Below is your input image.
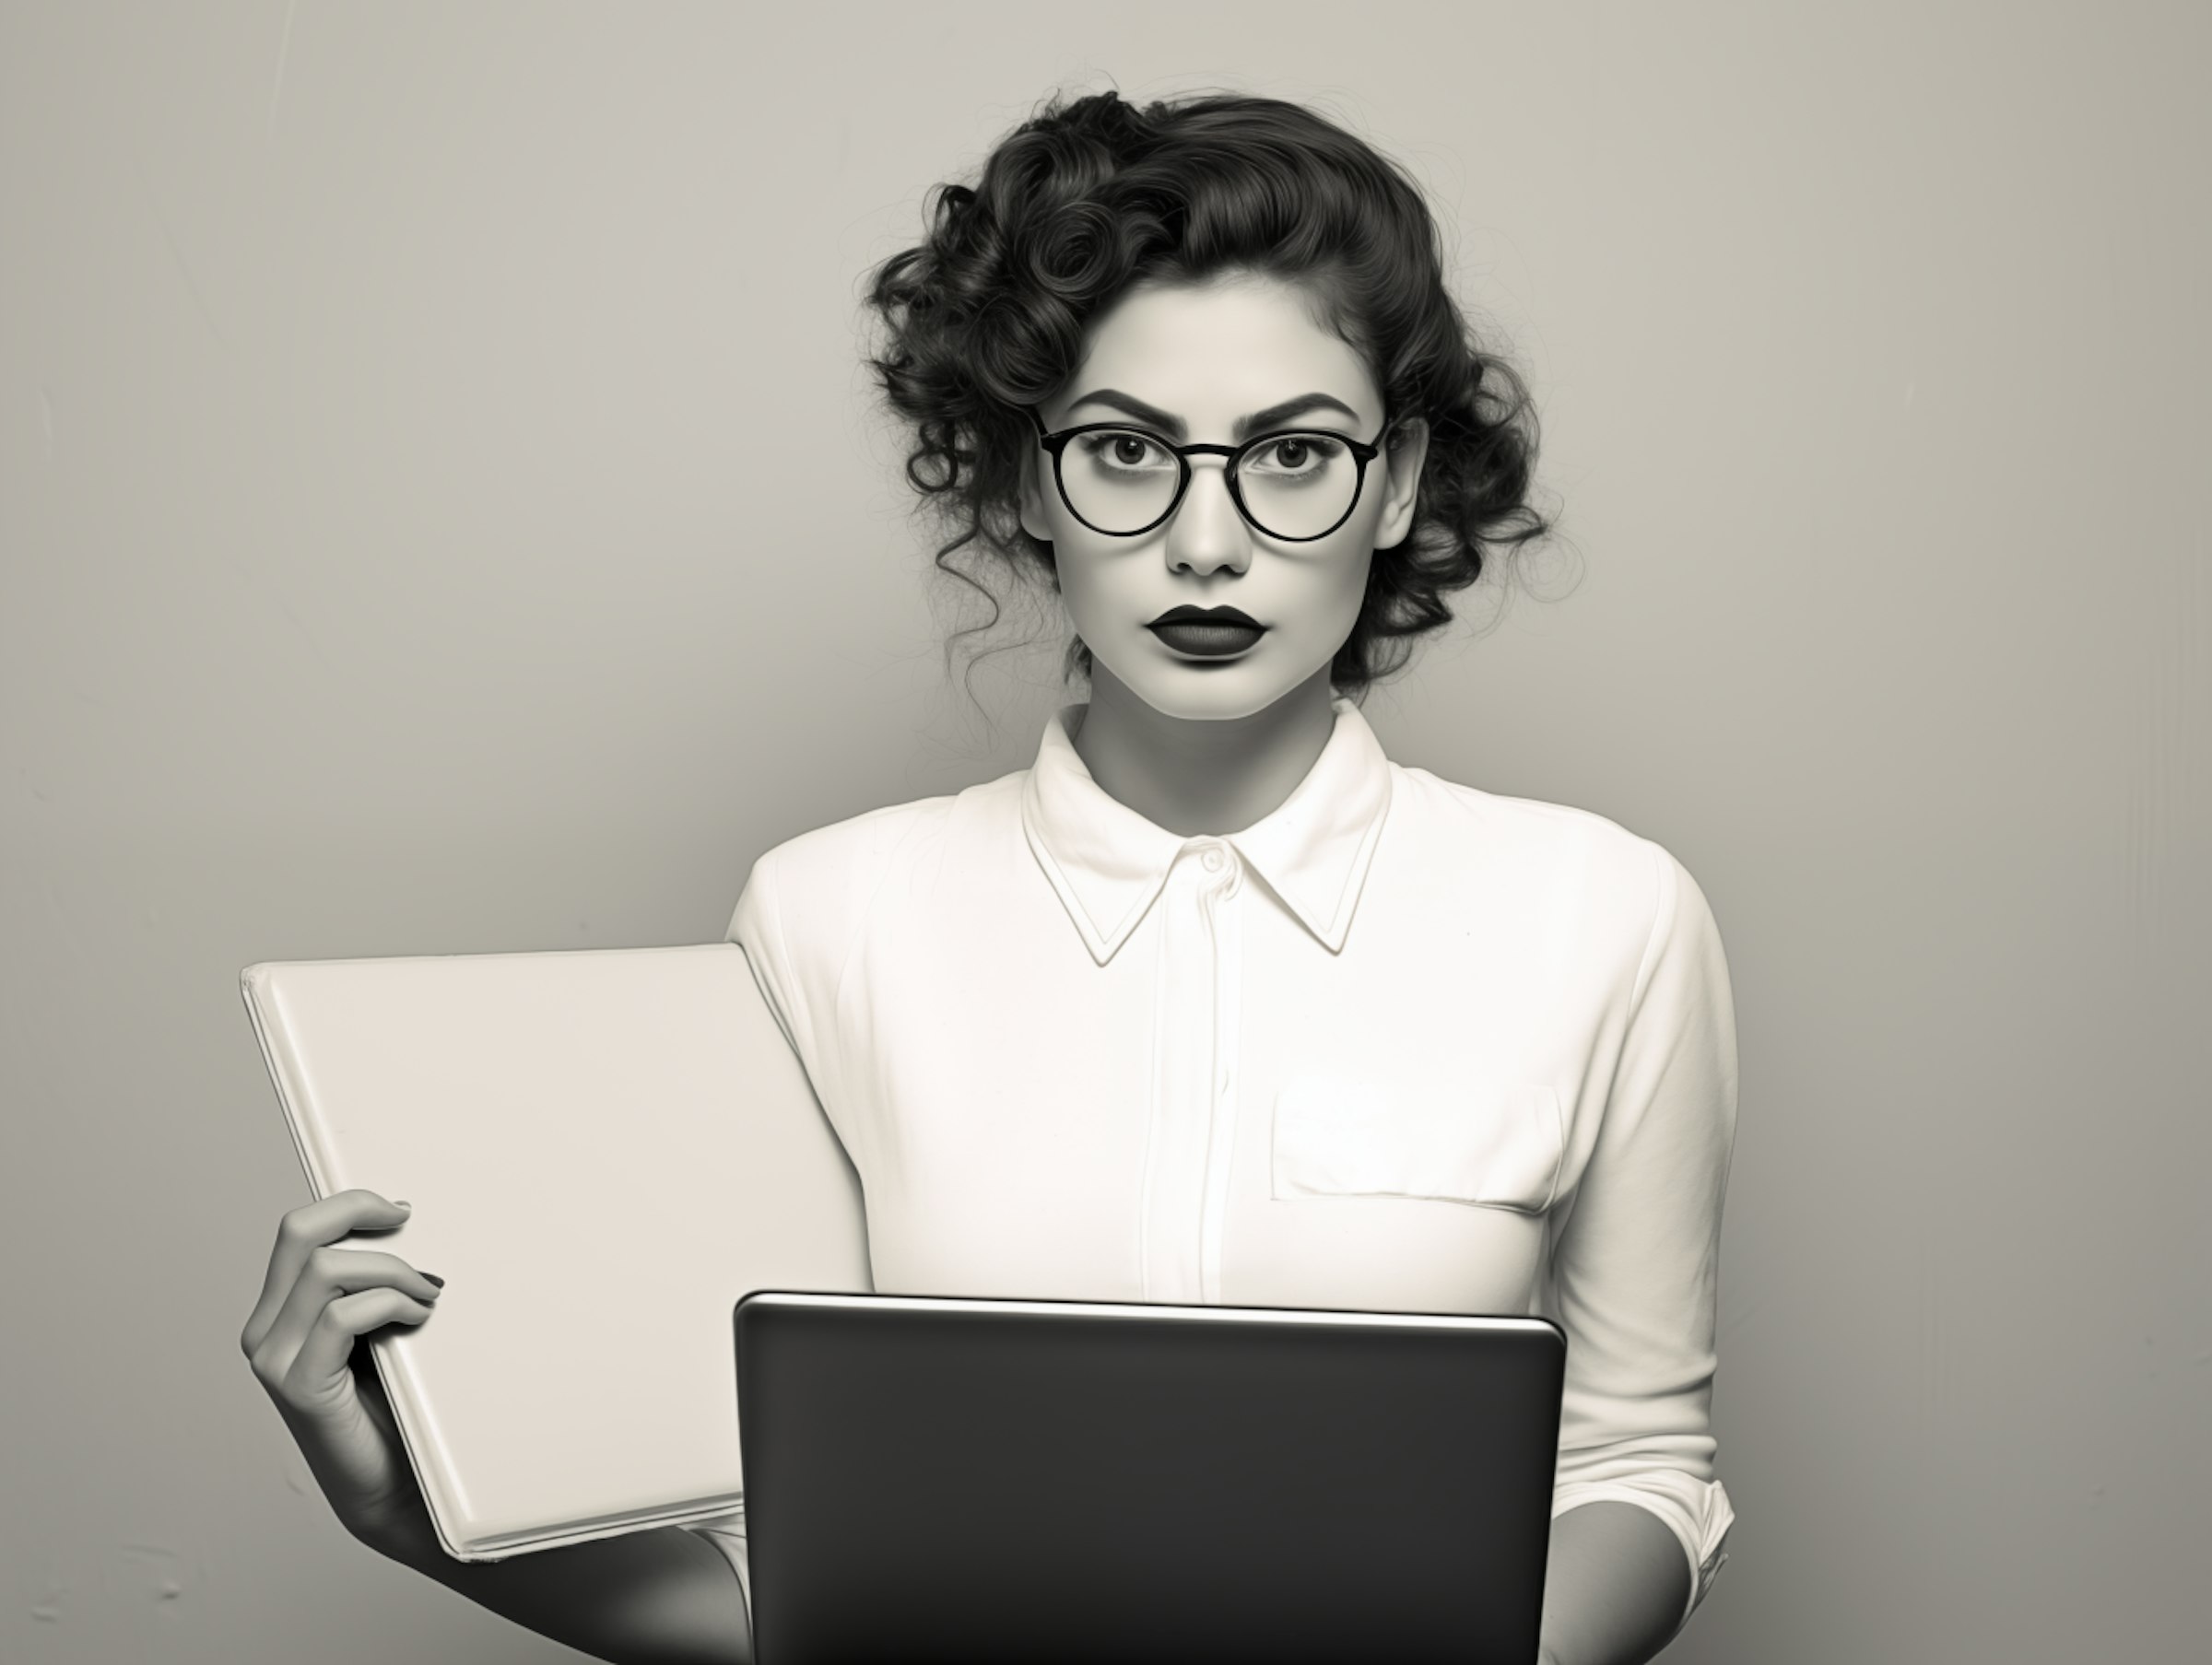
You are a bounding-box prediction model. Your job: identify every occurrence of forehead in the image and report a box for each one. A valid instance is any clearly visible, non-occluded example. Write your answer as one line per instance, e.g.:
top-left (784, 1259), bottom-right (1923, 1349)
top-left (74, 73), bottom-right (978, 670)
top-left (1064, 275), bottom-right (1378, 418)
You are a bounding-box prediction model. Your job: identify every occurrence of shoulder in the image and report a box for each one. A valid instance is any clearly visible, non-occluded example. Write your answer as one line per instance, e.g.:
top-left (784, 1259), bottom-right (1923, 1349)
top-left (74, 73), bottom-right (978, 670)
top-left (1387, 760), bottom-right (1681, 889)
top-left (732, 770), bottom-right (1025, 953)
top-left (751, 791), bottom-right (955, 892)
top-left (1384, 762), bottom-right (1715, 960)
top-left (742, 789), bottom-right (959, 928)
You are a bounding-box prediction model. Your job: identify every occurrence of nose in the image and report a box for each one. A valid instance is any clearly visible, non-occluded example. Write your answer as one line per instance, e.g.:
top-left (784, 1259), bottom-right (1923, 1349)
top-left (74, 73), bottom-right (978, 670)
top-left (1163, 455), bottom-right (1253, 577)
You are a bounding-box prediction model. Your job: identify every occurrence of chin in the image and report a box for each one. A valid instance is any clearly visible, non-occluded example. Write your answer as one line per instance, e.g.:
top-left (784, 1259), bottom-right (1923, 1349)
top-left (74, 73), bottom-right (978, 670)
top-left (1102, 644), bottom-right (1324, 723)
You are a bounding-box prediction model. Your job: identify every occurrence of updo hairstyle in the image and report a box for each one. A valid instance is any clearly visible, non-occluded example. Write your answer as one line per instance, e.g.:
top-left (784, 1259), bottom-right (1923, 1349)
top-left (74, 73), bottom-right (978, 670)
top-left (864, 88), bottom-right (1557, 700)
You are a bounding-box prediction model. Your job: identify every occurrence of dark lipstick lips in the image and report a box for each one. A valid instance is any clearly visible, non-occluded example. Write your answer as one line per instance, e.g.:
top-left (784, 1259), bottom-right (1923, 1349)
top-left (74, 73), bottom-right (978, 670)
top-left (1148, 604), bottom-right (1264, 628)
top-left (1147, 604), bottom-right (1267, 661)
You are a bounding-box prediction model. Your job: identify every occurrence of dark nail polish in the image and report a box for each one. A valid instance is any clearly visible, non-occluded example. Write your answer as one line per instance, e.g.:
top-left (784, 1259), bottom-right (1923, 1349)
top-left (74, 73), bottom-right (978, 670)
top-left (422, 1272), bottom-right (445, 1287)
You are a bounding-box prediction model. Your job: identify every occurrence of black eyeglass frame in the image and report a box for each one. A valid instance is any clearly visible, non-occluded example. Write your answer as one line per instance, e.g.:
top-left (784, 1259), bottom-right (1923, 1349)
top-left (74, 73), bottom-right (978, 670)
top-left (1026, 405), bottom-right (1395, 544)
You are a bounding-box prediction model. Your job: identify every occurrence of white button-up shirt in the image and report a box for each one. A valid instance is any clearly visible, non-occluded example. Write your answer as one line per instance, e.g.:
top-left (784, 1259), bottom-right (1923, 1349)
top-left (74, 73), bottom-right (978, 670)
top-left (686, 694), bottom-right (1737, 1638)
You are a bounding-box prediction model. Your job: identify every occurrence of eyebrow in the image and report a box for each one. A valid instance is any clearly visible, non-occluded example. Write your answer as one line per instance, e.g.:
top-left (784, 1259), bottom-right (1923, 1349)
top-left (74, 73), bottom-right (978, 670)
top-left (1060, 388), bottom-right (1363, 440)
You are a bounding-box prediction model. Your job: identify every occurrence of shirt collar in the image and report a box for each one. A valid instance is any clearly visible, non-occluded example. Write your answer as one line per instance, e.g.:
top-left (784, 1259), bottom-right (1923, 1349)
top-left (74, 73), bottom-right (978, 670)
top-left (1019, 694), bottom-right (1394, 966)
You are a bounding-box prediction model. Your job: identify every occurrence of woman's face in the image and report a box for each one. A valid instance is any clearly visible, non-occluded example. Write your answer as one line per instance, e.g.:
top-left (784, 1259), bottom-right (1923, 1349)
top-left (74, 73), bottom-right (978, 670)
top-left (1018, 274), bottom-right (1430, 722)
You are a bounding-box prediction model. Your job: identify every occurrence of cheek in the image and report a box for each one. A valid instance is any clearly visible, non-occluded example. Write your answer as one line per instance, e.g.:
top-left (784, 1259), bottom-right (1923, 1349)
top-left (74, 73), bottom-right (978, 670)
top-left (1312, 541), bottom-right (1375, 620)
top-left (1050, 544), bottom-right (1119, 618)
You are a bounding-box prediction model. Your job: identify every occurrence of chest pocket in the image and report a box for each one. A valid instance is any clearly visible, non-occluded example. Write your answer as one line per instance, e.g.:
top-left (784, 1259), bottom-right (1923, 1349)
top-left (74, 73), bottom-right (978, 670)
top-left (1271, 1074), bottom-right (1566, 1214)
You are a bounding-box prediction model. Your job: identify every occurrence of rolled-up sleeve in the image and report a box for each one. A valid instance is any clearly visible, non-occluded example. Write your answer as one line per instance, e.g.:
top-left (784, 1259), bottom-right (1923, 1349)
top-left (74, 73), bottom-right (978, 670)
top-left (676, 847), bottom-right (822, 1638)
top-left (717, 847), bottom-right (835, 1120)
top-left (1547, 839), bottom-right (1741, 1636)
top-left (681, 1501), bottom-right (754, 1634)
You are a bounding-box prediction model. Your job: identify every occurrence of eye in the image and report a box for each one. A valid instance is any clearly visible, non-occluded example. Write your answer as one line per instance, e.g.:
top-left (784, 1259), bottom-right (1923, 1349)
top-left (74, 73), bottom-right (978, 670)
top-left (1244, 433), bottom-right (1344, 476)
top-left (1074, 428), bottom-right (1175, 473)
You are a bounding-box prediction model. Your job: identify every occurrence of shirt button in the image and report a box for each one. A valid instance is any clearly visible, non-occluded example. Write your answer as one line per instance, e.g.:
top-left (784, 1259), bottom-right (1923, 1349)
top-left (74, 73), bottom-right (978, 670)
top-left (1218, 1068), bottom-right (1233, 1095)
top-left (1200, 849), bottom-right (1223, 873)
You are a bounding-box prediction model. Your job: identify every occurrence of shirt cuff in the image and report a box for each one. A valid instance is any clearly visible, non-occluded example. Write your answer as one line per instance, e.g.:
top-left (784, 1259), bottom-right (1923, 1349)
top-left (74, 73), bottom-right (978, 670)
top-left (1552, 1475), bottom-right (1734, 1636)
top-left (678, 1503), bottom-right (753, 1631)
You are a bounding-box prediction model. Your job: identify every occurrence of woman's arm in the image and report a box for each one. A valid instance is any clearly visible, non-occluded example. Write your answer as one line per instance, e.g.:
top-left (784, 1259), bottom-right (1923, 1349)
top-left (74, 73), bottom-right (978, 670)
top-left (1542, 842), bottom-right (1742, 1659)
top-left (1538, 1500), bottom-right (1694, 1665)
top-left (364, 1498), bottom-right (752, 1665)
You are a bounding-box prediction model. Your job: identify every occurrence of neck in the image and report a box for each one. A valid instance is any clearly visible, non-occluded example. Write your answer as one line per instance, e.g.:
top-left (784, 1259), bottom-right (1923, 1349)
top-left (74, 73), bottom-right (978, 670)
top-left (1070, 664), bottom-right (1340, 837)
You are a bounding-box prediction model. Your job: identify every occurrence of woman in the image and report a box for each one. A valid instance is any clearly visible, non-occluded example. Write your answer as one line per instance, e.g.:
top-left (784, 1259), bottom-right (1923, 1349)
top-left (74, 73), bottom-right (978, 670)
top-left (241, 89), bottom-right (1738, 1665)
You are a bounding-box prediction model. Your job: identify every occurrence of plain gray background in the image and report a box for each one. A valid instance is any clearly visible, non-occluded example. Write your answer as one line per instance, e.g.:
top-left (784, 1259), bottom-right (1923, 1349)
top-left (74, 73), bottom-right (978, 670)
top-left (5, 3), bottom-right (2206, 1660)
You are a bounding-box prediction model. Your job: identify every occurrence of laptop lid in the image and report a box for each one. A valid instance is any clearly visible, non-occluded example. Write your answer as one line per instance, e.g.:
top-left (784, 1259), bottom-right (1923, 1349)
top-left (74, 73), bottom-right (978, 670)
top-left (734, 1290), bottom-right (1564, 1665)
top-left (240, 943), bottom-right (870, 1559)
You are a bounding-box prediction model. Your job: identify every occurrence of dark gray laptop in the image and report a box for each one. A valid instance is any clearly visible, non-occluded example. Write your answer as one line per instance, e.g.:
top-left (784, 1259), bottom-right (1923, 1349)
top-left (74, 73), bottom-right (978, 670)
top-left (732, 1290), bottom-right (1565, 1665)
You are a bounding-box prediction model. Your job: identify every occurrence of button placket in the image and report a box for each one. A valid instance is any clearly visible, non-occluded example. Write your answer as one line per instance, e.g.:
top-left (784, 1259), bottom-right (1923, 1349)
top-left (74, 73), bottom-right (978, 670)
top-left (1197, 854), bottom-right (1242, 1303)
top-left (1137, 854), bottom-right (1217, 1303)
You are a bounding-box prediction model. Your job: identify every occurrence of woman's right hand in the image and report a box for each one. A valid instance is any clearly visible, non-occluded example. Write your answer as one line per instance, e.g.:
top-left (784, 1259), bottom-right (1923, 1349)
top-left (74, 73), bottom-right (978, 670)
top-left (240, 1189), bottom-right (446, 1554)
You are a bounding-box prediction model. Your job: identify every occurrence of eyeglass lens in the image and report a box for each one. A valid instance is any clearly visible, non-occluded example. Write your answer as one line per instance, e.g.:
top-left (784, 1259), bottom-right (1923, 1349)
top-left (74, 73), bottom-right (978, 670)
top-left (1059, 429), bottom-right (1362, 539)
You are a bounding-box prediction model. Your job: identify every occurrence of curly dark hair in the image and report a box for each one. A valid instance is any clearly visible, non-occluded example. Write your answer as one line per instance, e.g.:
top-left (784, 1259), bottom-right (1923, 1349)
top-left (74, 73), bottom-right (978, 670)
top-left (864, 88), bottom-right (1559, 704)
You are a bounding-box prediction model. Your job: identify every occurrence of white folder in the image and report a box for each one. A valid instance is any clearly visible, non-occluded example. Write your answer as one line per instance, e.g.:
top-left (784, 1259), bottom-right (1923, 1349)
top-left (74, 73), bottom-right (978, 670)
top-left (241, 942), bottom-right (873, 1561)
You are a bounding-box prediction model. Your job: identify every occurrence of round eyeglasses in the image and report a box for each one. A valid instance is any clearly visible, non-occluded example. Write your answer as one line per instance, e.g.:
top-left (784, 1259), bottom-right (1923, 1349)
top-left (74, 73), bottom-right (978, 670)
top-left (1027, 406), bottom-right (1394, 543)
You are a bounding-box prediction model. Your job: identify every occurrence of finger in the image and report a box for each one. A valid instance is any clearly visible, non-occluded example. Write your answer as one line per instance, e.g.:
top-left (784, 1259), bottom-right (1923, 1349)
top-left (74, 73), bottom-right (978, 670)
top-left (242, 1189), bottom-right (412, 1354)
top-left (241, 1190), bottom-right (412, 1359)
top-left (347, 1343), bottom-right (404, 1448)
top-left (253, 1244), bottom-right (441, 1389)
top-left (280, 1286), bottom-right (435, 1413)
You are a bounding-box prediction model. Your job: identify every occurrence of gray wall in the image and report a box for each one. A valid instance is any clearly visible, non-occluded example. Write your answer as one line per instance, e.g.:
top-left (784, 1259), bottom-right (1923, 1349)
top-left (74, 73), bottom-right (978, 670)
top-left (5, 3), bottom-right (2205, 1660)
